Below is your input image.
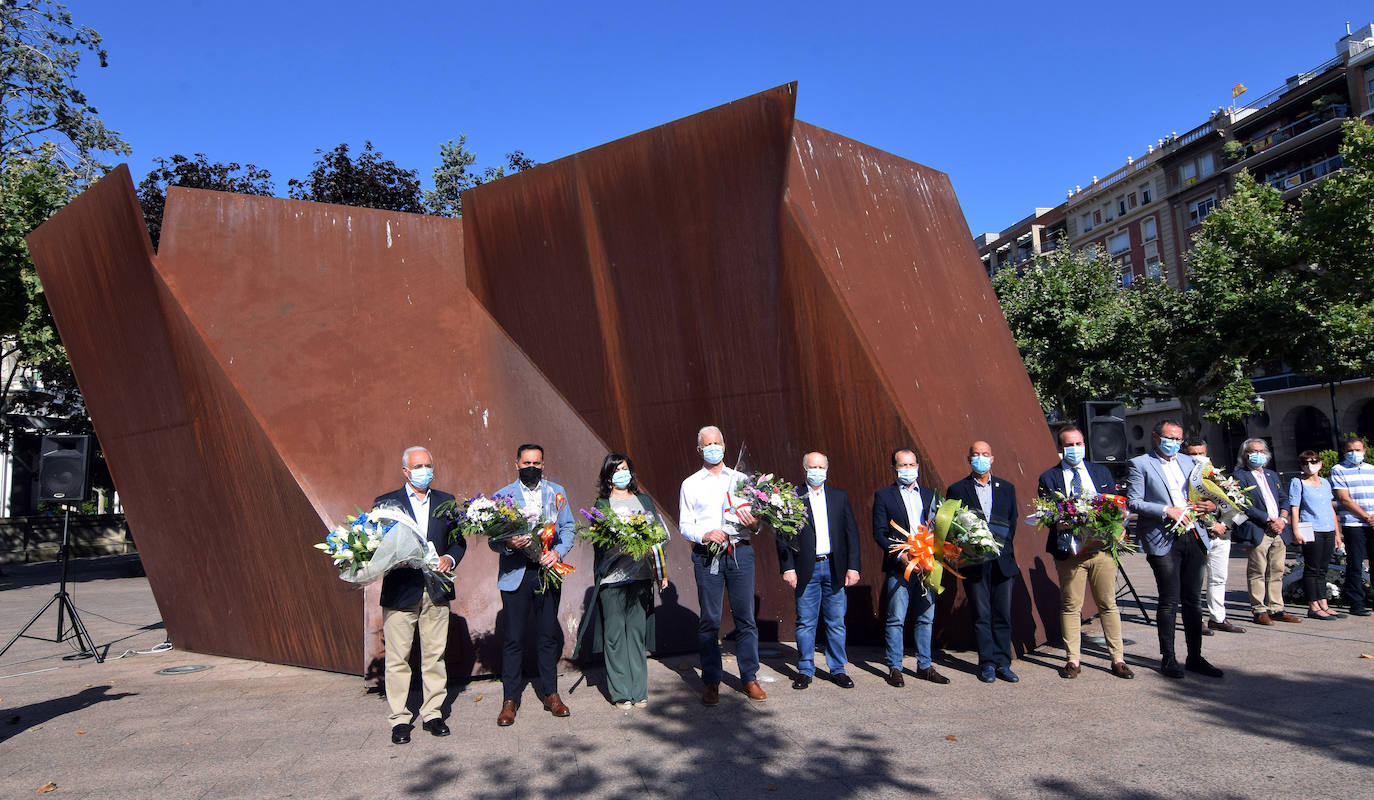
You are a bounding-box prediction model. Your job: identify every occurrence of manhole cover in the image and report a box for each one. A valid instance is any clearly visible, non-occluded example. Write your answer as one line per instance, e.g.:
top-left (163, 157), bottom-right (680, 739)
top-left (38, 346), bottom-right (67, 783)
top-left (155, 665), bottom-right (211, 675)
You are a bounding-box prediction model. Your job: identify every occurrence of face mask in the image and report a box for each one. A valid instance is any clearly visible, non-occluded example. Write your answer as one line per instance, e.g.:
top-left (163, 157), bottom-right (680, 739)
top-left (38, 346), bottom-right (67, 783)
top-left (1158, 438), bottom-right (1181, 457)
top-left (1247, 451), bottom-right (1269, 467)
top-left (805, 468), bottom-right (827, 487)
top-left (407, 467), bottom-right (433, 490)
top-left (1347, 451), bottom-right (1366, 466)
top-left (970, 455), bottom-right (992, 475)
top-left (1062, 445), bottom-right (1085, 466)
top-left (611, 469), bottom-right (632, 489)
top-left (519, 466), bottom-right (542, 487)
top-left (701, 443), bottom-right (725, 465)
top-left (896, 467), bottom-right (918, 485)
top-left (1304, 463), bottom-right (1322, 475)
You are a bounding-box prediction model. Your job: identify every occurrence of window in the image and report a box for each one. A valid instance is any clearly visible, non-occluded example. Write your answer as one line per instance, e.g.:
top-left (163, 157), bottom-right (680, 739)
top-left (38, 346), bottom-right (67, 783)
top-left (1093, 209), bottom-right (1102, 226)
top-left (1180, 162), bottom-right (1198, 186)
top-left (1081, 213), bottom-right (1094, 233)
top-left (1198, 153), bottom-right (1214, 178)
top-left (1366, 68), bottom-right (1374, 109)
top-left (1145, 256), bottom-right (1162, 280)
top-left (1142, 217), bottom-right (1157, 242)
top-left (1189, 195), bottom-right (1217, 225)
top-left (1128, 192), bottom-right (1137, 210)
top-left (1117, 195), bottom-right (1127, 216)
top-left (1140, 182), bottom-right (1152, 204)
top-left (1109, 232), bottom-right (1130, 255)
top-left (1120, 270), bottom-right (1134, 287)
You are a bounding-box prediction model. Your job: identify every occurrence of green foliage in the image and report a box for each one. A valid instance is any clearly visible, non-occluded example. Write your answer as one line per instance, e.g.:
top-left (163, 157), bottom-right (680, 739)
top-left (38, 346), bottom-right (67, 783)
top-left (136, 153), bottom-right (275, 250)
top-left (287, 141), bottom-right (422, 213)
top-left (0, 0), bottom-right (131, 181)
top-left (424, 139), bottom-right (537, 217)
top-left (1317, 449), bottom-right (1337, 478)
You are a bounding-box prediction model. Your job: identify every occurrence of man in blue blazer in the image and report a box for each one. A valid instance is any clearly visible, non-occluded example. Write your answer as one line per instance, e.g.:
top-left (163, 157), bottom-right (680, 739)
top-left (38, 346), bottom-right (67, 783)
top-left (1038, 426), bottom-right (1134, 680)
top-left (778, 451), bottom-right (861, 690)
top-left (374, 446), bottom-right (465, 744)
top-left (490, 443), bottom-right (576, 727)
top-left (1232, 438), bottom-right (1298, 626)
top-left (1127, 420), bottom-right (1222, 679)
top-left (945, 440), bottom-right (1020, 683)
top-left (873, 447), bottom-right (949, 688)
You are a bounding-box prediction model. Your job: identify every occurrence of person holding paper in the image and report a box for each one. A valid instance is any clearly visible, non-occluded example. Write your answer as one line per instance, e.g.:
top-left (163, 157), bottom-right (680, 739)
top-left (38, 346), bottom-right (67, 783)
top-left (1289, 449), bottom-right (1342, 620)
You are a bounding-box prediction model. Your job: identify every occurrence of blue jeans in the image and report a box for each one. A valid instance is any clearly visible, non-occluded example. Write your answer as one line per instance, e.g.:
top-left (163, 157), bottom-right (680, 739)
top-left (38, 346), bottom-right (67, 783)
top-left (884, 571), bottom-right (934, 670)
top-left (795, 563), bottom-right (848, 676)
top-left (692, 544), bottom-right (759, 685)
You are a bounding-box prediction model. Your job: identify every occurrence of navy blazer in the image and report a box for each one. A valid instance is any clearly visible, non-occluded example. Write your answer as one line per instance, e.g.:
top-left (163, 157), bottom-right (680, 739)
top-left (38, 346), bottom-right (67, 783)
top-left (1232, 467), bottom-right (1289, 547)
top-left (944, 473), bottom-right (1019, 579)
top-left (872, 482), bottom-right (936, 576)
top-left (778, 484), bottom-right (861, 589)
top-left (374, 487), bottom-right (465, 609)
top-left (1037, 461), bottom-right (1116, 560)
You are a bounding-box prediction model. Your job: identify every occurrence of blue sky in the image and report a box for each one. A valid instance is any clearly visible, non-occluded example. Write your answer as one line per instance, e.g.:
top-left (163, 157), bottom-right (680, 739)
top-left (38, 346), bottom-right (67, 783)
top-left (73, 1), bottom-right (1372, 237)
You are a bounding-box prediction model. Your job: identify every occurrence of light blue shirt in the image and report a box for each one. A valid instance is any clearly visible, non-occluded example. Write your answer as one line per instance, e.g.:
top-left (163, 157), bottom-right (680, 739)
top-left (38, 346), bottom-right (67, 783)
top-left (1287, 477), bottom-right (1336, 532)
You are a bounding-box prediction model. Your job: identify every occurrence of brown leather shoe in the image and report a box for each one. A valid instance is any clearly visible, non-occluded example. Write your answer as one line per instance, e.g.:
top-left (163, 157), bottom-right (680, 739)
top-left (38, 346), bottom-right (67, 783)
top-left (701, 684), bottom-right (720, 706)
top-left (916, 666), bottom-right (950, 685)
top-left (1252, 612), bottom-right (1274, 626)
top-left (1270, 611), bottom-right (1302, 623)
top-left (743, 680), bottom-right (767, 701)
top-left (1058, 662), bottom-right (1081, 679)
top-left (885, 668), bottom-right (905, 688)
top-left (1209, 619), bottom-right (1245, 633)
top-left (1110, 661), bottom-right (1135, 679)
top-left (542, 692), bottom-right (570, 717)
top-left (496, 700), bottom-right (517, 727)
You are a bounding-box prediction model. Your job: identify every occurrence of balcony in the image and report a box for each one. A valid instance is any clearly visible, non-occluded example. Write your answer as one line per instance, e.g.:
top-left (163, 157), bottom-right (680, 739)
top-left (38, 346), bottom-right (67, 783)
top-left (1266, 153), bottom-right (1344, 196)
top-left (1231, 105), bottom-right (1348, 166)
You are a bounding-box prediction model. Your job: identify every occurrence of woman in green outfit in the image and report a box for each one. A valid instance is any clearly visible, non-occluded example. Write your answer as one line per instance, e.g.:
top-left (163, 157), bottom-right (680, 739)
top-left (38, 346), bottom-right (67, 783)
top-left (584, 452), bottom-right (668, 709)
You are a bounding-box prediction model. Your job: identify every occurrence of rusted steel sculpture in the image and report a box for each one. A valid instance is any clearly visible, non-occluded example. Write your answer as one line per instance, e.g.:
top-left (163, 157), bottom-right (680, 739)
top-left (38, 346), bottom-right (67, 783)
top-left (27, 83), bottom-right (1056, 676)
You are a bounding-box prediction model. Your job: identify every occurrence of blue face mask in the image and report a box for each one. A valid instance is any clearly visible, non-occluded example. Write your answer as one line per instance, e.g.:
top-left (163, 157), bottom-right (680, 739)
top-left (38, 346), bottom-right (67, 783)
top-left (611, 469), bottom-right (632, 489)
top-left (1247, 451), bottom-right (1269, 467)
top-left (970, 455), bottom-right (992, 475)
top-left (1062, 445), bottom-right (1085, 466)
top-left (701, 443), bottom-right (725, 465)
top-left (1347, 451), bottom-right (1366, 466)
top-left (1158, 438), bottom-right (1181, 457)
top-left (896, 467), bottom-right (919, 485)
top-left (408, 466), bottom-right (434, 489)
top-left (805, 468), bottom-right (827, 487)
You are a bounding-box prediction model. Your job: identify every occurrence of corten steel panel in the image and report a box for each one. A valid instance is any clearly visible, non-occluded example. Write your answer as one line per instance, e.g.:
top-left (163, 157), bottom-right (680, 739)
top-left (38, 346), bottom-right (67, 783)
top-left (781, 121), bottom-right (1059, 647)
top-left (24, 168), bottom-right (362, 672)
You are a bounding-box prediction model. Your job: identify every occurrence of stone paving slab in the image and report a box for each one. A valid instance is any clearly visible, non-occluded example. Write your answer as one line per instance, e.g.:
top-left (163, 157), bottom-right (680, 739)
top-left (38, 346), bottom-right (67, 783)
top-left (2, 554), bottom-right (1372, 798)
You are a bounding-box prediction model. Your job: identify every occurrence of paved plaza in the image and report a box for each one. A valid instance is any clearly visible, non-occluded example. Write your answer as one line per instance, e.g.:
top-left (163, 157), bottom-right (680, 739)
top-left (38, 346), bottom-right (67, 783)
top-left (2, 553), bottom-right (1372, 799)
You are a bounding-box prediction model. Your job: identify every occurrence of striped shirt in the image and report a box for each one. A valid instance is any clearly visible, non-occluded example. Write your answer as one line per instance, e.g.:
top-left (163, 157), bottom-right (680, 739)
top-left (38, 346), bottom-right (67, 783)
top-left (1330, 461), bottom-right (1374, 527)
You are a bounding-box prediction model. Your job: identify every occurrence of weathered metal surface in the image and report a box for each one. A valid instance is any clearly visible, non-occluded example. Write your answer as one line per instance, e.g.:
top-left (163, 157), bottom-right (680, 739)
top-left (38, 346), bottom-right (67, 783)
top-left (28, 83), bottom-right (1056, 675)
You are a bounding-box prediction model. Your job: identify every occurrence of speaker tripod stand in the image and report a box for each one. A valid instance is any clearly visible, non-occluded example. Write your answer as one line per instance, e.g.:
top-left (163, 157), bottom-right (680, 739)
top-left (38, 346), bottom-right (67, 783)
top-left (1, 506), bottom-right (103, 662)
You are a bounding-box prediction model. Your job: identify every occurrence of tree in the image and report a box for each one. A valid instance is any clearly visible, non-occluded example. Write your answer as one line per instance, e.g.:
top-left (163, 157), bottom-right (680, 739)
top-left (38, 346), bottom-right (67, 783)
top-left (287, 141), bottom-right (422, 213)
top-left (136, 153), bottom-right (275, 250)
top-left (0, 0), bottom-right (131, 181)
top-left (1296, 120), bottom-right (1374, 304)
top-left (424, 138), bottom-right (536, 217)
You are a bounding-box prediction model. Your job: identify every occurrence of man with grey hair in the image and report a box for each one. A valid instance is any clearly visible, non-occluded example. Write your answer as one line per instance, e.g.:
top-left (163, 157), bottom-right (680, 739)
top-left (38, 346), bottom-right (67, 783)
top-left (374, 446), bottom-right (464, 744)
top-left (778, 451), bottom-right (860, 689)
top-left (679, 425), bottom-right (765, 705)
top-left (1232, 438), bottom-right (1297, 625)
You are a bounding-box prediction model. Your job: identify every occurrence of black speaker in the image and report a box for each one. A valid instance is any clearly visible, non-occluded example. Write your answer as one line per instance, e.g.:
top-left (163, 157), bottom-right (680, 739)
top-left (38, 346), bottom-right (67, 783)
top-left (1080, 401), bottom-right (1128, 464)
top-left (38, 435), bottom-right (91, 503)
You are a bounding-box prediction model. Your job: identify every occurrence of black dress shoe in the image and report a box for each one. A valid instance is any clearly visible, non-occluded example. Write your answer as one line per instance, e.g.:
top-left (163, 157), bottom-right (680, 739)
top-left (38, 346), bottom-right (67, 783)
top-left (885, 668), bottom-right (905, 688)
top-left (1185, 656), bottom-right (1224, 678)
top-left (391, 724), bottom-right (412, 744)
top-left (792, 674), bottom-right (813, 690)
top-left (832, 673), bottom-right (855, 689)
top-left (1159, 656), bottom-right (1184, 679)
top-left (1351, 607), bottom-right (1373, 617)
top-left (423, 718), bottom-right (451, 737)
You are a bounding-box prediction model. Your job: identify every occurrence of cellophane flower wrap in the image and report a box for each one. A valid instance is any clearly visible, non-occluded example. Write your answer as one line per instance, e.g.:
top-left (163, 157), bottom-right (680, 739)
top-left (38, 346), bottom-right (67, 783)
top-left (528, 492), bottom-right (575, 594)
top-left (435, 493), bottom-right (528, 544)
top-left (721, 472), bottom-right (807, 555)
top-left (1027, 491), bottom-right (1137, 559)
top-left (315, 503), bottom-right (451, 591)
top-left (578, 505), bottom-right (669, 582)
top-left (938, 500), bottom-right (1003, 566)
top-left (1185, 460), bottom-right (1253, 537)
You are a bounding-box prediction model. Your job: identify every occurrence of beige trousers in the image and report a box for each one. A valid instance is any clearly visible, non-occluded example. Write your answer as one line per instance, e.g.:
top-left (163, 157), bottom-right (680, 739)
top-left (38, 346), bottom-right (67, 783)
top-left (382, 593), bottom-right (449, 725)
top-left (1247, 532), bottom-right (1287, 614)
top-left (1056, 550), bottom-right (1124, 662)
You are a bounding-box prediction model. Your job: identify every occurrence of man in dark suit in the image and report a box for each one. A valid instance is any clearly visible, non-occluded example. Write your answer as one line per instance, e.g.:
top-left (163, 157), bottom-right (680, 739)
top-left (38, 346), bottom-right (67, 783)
top-left (374, 446), bottom-right (465, 744)
top-left (779, 451), bottom-right (861, 690)
top-left (1232, 438), bottom-right (1298, 626)
top-left (945, 440), bottom-right (1019, 683)
top-left (1038, 426), bottom-right (1134, 680)
top-left (873, 447), bottom-right (949, 688)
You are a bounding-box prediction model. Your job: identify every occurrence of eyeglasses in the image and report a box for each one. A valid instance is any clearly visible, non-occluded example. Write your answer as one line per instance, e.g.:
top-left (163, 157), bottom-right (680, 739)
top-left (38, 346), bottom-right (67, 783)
top-left (1160, 437), bottom-right (1182, 444)
top-left (1302, 460), bottom-right (1322, 464)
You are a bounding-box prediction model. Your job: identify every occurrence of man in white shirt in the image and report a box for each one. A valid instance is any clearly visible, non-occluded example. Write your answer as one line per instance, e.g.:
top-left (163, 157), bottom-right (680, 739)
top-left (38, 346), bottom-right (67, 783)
top-left (1181, 440), bottom-right (1245, 635)
top-left (679, 425), bottom-right (765, 705)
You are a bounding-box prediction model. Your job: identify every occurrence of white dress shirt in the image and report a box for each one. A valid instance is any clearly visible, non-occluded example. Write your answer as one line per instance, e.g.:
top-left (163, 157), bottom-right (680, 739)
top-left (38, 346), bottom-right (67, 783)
top-left (678, 466), bottom-right (746, 544)
top-left (1160, 457), bottom-right (1187, 508)
top-left (808, 486), bottom-right (831, 556)
top-left (900, 482), bottom-right (925, 530)
top-left (406, 484), bottom-right (431, 532)
top-left (1060, 461), bottom-right (1098, 497)
top-left (520, 481), bottom-right (544, 518)
top-left (1250, 468), bottom-right (1279, 520)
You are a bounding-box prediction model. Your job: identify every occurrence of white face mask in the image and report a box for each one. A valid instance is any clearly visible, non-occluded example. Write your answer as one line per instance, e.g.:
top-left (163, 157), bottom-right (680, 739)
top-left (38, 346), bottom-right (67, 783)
top-left (1304, 463), bottom-right (1322, 475)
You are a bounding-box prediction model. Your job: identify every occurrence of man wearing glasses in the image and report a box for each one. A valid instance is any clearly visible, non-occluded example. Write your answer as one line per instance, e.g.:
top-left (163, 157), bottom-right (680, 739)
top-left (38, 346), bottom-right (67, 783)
top-left (1127, 421), bottom-right (1223, 679)
top-left (1233, 438), bottom-right (1296, 626)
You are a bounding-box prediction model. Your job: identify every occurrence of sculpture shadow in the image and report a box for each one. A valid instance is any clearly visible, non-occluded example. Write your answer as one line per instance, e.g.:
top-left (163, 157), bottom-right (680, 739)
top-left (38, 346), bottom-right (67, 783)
top-left (0, 685), bottom-right (137, 743)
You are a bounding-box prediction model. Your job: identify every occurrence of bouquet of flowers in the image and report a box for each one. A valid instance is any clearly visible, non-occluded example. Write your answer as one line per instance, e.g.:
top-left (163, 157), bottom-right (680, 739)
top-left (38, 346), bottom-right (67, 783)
top-left (720, 472), bottom-right (808, 555)
top-left (531, 516), bottom-right (577, 593)
top-left (435, 493), bottom-right (528, 544)
top-left (315, 504), bottom-right (452, 591)
top-left (1028, 491), bottom-right (1137, 560)
top-left (887, 519), bottom-right (962, 593)
top-left (578, 506), bottom-right (669, 562)
top-left (1187, 461), bottom-right (1253, 533)
top-left (933, 499), bottom-right (1003, 567)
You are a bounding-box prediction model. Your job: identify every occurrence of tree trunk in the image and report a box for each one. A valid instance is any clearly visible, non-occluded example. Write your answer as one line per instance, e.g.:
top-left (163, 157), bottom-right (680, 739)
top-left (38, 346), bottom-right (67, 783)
top-left (1178, 395), bottom-right (1204, 440)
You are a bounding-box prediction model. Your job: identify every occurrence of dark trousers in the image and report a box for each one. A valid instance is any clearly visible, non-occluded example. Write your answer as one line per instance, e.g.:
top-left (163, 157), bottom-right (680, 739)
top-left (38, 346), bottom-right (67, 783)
top-left (1302, 531), bottom-right (1336, 603)
top-left (691, 543), bottom-right (759, 686)
top-left (500, 567), bottom-right (562, 702)
top-left (966, 564), bottom-right (1014, 668)
top-left (1343, 526), bottom-right (1373, 612)
top-left (1147, 538), bottom-right (1207, 661)
top-left (600, 580), bottom-right (652, 704)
